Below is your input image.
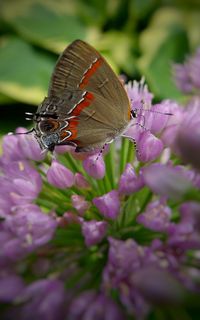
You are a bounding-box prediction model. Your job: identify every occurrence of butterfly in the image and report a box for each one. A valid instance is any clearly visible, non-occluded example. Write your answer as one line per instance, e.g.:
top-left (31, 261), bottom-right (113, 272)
top-left (25, 40), bottom-right (132, 153)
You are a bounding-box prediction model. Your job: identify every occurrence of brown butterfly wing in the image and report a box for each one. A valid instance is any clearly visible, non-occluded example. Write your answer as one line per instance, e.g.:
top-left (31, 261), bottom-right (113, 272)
top-left (47, 40), bottom-right (130, 150)
top-left (48, 40), bottom-right (99, 96)
top-left (48, 40), bottom-right (130, 118)
top-left (66, 93), bottom-right (129, 150)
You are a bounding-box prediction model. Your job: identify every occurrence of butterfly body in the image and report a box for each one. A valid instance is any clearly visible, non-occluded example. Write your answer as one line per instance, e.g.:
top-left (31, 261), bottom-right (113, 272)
top-left (32, 40), bottom-right (131, 152)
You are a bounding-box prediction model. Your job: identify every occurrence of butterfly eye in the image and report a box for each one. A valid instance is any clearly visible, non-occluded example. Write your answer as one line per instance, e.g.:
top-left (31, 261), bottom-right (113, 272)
top-left (131, 109), bottom-right (138, 118)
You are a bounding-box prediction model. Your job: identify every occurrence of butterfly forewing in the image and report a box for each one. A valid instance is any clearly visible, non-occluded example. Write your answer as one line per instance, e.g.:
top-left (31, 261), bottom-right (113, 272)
top-left (48, 40), bottom-right (99, 97)
top-left (48, 40), bottom-right (130, 122)
top-left (35, 40), bottom-right (131, 151)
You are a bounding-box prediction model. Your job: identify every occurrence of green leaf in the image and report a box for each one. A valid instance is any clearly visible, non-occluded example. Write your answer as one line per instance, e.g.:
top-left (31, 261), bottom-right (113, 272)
top-left (77, 0), bottom-right (109, 27)
top-left (0, 92), bottom-right (15, 104)
top-left (1, 1), bottom-right (97, 53)
top-left (95, 31), bottom-right (137, 75)
top-left (138, 7), bottom-right (190, 100)
top-left (0, 37), bottom-right (54, 104)
top-left (184, 10), bottom-right (200, 49)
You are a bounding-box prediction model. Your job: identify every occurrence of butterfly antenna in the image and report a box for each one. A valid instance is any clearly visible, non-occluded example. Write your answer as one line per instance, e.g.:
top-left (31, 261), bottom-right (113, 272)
top-left (141, 108), bottom-right (173, 116)
top-left (131, 99), bottom-right (173, 117)
top-left (140, 99), bottom-right (173, 116)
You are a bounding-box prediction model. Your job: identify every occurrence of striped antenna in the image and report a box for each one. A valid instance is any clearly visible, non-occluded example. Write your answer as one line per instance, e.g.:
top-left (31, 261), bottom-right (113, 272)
top-left (130, 99), bottom-right (173, 117)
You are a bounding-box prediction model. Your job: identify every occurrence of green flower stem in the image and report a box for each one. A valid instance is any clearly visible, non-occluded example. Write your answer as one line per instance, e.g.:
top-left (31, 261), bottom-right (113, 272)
top-left (102, 172), bottom-right (113, 193)
top-left (121, 194), bottom-right (138, 226)
top-left (105, 143), bottom-right (116, 189)
top-left (39, 189), bottom-right (72, 207)
top-left (139, 189), bottom-right (153, 214)
top-left (127, 140), bottom-right (135, 163)
top-left (119, 138), bottom-right (130, 174)
top-left (61, 153), bottom-right (84, 173)
top-left (96, 178), bottom-right (107, 195)
top-left (36, 198), bottom-right (70, 213)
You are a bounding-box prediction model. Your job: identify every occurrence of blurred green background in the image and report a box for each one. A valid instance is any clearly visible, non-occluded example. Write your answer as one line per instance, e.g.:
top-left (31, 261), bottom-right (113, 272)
top-left (0, 0), bottom-right (199, 134)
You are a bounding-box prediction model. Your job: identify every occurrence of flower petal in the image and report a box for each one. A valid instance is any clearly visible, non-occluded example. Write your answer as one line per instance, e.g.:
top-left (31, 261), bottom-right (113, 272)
top-left (47, 160), bottom-right (74, 188)
top-left (93, 190), bottom-right (120, 219)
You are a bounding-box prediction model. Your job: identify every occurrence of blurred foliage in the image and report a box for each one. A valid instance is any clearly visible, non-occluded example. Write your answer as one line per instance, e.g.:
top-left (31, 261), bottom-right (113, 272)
top-left (0, 0), bottom-right (200, 132)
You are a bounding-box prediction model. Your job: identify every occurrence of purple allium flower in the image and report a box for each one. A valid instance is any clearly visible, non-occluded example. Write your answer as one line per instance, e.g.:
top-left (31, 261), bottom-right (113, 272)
top-left (16, 127), bottom-right (45, 161)
top-left (47, 160), bottom-right (74, 188)
top-left (103, 237), bottom-right (188, 318)
top-left (54, 145), bottom-right (74, 154)
top-left (147, 239), bottom-right (198, 292)
top-left (126, 78), bottom-right (153, 109)
top-left (0, 226), bottom-right (26, 264)
top-left (4, 204), bottom-right (57, 251)
top-left (174, 165), bottom-right (200, 189)
top-left (68, 290), bottom-right (124, 320)
top-left (0, 273), bottom-right (25, 302)
top-left (16, 279), bottom-right (65, 320)
top-left (81, 220), bottom-right (107, 247)
top-left (168, 202), bottom-right (200, 250)
top-left (74, 173), bottom-right (90, 189)
top-left (160, 100), bottom-right (184, 148)
top-left (143, 163), bottom-right (192, 199)
top-left (0, 194), bottom-right (11, 218)
top-left (132, 266), bottom-right (184, 305)
top-left (137, 199), bottom-right (172, 232)
top-left (1, 129), bottom-right (45, 164)
top-left (173, 63), bottom-right (193, 93)
top-left (58, 211), bottom-right (82, 227)
top-left (146, 103), bottom-right (172, 134)
top-left (125, 80), bottom-right (175, 162)
top-left (103, 237), bottom-right (144, 288)
top-left (137, 131), bottom-right (163, 162)
top-left (0, 160), bottom-right (42, 210)
top-left (1, 134), bottom-right (23, 163)
top-left (71, 195), bottom-right (90, 215)
top-left (119, 163), bottom-right (144, 195)
top-left (176, 97), bottom-right (200, 170)
top-left (103, 237), bottom-right (150, 318)
top-left (93, 190), bottom-right (120, 219)
top-left (83, 154), bottom-right (105, 179)
top-left (189, 47), bottom-right (200, 89)
top-left (173, 47), bottom-right (200, 93)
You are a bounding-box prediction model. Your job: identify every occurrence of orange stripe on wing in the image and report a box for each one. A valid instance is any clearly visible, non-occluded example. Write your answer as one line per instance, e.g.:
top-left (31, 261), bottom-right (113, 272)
top-left (66, 92), bottom-right (94, 140)
top-left (79, 58), bottom-right (103, 89)
top-left (72, 92), bottom-right (94, 117)
top-left (64, 118), bottom-right (79, 140)
top-left (128, 105), bottom-right (131, 120)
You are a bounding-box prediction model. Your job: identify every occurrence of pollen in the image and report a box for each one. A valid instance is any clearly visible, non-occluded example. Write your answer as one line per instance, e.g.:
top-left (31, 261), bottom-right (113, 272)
top-left (18, 161), bottom-right (25, 171)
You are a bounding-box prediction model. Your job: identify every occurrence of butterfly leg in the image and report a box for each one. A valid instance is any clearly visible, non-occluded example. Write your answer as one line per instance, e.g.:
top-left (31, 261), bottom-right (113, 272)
top-left (122, 135), bottom-right (141, 159)
top-left (94, 143), bottom-right (107, 162)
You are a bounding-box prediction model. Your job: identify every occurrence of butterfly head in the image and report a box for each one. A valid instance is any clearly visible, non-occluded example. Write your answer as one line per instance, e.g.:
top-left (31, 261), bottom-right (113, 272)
top-left (34, 116), bottom-right (63, 151)
top-left (38, 132), bottom-right (60, 152)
